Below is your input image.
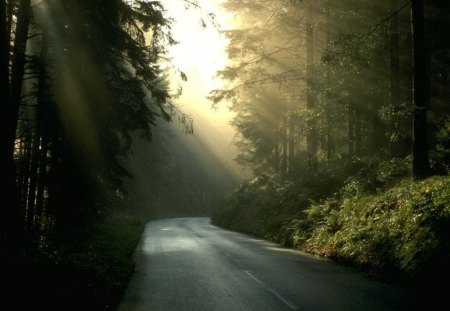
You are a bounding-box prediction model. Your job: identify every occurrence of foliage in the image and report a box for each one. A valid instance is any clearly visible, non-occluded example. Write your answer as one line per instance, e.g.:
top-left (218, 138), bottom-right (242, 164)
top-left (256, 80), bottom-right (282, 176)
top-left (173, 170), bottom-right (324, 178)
top-left (214, 172), bottom-right (450, 283)
top-left (0, 0), bottom-right (176, 236)
top-left (213, 168), bottom-right (346, 243)
top-left (3, 212), bottom-right (145, 310)
top-left (430, 117), bottom-right (450, 173)
top-left (298, 176), bottom-right (450, 279)
top-left (0, 0), bottom-right (177, 308)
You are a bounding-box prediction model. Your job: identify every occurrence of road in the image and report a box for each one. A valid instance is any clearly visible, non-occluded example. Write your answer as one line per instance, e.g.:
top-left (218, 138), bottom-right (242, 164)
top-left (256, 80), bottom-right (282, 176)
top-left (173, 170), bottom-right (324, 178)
top-left (117, 217), bottom-right (420, 311)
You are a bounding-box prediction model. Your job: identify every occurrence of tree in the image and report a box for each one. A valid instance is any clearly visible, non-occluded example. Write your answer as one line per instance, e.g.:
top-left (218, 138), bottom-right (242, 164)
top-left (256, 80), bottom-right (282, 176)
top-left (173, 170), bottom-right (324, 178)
top-left (0, 0), bottom-right (18, 242)
top-left (0, 0), bottom-right (177, 241)
top-left (305, 2), bottom-right (318, 170)
top-left (411, 0), bottom-right (432, 179)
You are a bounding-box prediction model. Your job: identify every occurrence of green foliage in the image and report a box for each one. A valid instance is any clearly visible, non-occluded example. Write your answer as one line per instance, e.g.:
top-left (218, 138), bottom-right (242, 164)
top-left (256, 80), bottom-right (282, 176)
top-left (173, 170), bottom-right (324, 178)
top-left (214, 169), bottom-right (450, 282)
top-left (431, 117), bottom-right (450, 173)
top-left (376, 156), bottom-right (411, 184)
top-left (299, 176), bottom-right (450, 280)
top-left (213, 169), bottom-right (346, 243)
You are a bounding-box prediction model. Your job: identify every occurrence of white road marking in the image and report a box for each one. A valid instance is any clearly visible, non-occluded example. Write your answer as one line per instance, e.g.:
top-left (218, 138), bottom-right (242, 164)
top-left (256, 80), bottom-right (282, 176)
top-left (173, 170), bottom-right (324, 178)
top-left (268, 288), bottom-right (299, 310)
top-left (245, 270), bottom-right (299, 310)
top-left (245, 270), bottom-right (262, 284)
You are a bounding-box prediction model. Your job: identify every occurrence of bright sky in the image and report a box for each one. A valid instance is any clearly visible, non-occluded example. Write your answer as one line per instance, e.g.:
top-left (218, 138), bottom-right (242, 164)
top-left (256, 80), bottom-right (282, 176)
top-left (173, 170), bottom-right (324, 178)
top-left (163, 0), bottom-right (250, 181)
top-left (164, 0), bottom-right (230, 91)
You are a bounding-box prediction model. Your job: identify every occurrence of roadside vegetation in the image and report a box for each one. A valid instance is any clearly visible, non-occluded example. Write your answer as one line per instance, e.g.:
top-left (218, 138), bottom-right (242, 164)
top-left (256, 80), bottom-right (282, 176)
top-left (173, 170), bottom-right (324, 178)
top-left (213, 159), bottom-right (450, 296)
top-left (3, 212), bottom-right (144, 310)
top-left (211, 2), bottom-right (450, 305)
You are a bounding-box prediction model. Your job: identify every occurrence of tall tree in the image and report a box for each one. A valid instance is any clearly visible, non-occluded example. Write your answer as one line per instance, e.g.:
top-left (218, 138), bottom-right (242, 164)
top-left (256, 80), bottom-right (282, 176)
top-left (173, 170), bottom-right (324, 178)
top-left (0, 0), bottom-right (19, 243)
top-left (306, 3), bottom-right (318, 170)
top-left (10, 0), bottom-right (31, 158)
top-left (411, 0), bottom-right (431, 179)
top-left (389, 0), bottom-right (401, 157)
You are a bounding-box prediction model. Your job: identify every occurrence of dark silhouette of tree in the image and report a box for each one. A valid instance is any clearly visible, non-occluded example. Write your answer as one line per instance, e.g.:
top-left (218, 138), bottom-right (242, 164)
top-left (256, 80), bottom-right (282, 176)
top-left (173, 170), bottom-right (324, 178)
top-left (0, 1), bottom-right (15, 242)
top-left (0, 0), bottom-right (182, 243)
top-left (411, 0), bottom-right (432, 179)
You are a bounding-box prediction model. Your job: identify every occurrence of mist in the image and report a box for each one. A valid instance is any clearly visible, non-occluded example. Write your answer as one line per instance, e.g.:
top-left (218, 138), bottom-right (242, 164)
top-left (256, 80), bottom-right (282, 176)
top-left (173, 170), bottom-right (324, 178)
top-left (2, 0), bottom-right (450, 310)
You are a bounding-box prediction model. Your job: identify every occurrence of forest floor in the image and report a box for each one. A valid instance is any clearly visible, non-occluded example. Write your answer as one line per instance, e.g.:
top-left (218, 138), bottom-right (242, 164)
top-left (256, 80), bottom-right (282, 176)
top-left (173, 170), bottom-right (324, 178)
top-left (1, 213), bottom-right (144, 311)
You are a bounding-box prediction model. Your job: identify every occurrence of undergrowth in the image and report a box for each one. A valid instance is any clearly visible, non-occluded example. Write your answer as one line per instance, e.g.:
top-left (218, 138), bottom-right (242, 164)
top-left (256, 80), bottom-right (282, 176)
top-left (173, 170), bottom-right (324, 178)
top-left (213, 157), bottom-right (450, 286)
top-left (3, 213), bottom-right (145, 310)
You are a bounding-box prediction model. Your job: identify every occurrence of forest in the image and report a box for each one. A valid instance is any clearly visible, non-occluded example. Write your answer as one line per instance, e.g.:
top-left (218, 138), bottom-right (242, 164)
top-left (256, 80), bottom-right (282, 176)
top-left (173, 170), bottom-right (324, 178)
top-left (211, 0), bottom-right (450, 308)
top-left (1, 0), bottom-right (449, 310)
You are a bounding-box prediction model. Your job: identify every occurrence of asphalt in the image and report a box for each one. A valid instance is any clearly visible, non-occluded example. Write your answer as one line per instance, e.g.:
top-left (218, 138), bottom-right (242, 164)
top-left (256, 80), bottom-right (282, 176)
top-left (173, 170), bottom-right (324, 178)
top-left (117, 217), bottom-right (421, 311)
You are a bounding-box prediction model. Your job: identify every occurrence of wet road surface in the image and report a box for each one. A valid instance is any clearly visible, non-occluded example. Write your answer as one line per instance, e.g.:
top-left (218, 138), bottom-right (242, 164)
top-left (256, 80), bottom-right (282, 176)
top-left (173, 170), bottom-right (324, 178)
top-left (117, 217), bottom-right (419, 311)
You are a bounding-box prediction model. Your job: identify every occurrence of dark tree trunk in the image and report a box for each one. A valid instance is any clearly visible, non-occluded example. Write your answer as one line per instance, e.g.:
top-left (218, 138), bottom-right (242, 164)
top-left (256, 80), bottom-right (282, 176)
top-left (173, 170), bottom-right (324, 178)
top-left (0, 0), bottom-right (11, 149)
top-left (1, 0), bottom-right (33, 243)
top-left (306, 6), bottom-right (318, 171)
top-left (26, 132), bottom-right (40, 232)
top-left (0, 0), bottom-right (20, 243)
top-left (411, 0), bottom-right (431, 179)
top-left (9, 0), bottom-right (32, 155)
top-left (5, 0), bottom-right (12, 54)
top-left (34, 31), bottom-right (49, 230)
top-left (35, 142), bottom-right (48, 224)
top-left (19, 131), bottom-right (32, 226)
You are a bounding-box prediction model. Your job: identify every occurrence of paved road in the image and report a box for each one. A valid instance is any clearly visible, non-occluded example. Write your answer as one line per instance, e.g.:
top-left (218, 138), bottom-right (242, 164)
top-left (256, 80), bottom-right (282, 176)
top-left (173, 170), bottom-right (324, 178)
top-left (117, 217), bottom-right (420, 311)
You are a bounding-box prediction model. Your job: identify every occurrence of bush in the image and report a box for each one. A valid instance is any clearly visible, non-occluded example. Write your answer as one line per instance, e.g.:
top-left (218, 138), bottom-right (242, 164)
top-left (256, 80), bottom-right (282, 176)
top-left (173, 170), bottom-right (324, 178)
top-left (292, 176), bottom-right (450, 280)
top-left (214, 172), bottom-right (450, 284)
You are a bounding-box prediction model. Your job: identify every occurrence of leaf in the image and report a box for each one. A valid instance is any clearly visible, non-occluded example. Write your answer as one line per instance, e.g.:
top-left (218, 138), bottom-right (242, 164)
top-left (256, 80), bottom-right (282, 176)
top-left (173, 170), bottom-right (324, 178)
top-left (180, 70), bottom-right (188, 81)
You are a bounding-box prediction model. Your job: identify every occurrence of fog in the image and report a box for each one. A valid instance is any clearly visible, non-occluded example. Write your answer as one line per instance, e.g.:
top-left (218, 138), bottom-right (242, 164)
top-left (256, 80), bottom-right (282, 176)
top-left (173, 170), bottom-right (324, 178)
top-left (126, 0), bottom-right (249, 219)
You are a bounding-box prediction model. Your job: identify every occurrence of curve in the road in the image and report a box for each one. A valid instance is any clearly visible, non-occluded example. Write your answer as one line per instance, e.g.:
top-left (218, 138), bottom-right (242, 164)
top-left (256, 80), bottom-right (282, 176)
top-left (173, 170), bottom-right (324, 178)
top-left (118, 217), bottom-right (420, 311)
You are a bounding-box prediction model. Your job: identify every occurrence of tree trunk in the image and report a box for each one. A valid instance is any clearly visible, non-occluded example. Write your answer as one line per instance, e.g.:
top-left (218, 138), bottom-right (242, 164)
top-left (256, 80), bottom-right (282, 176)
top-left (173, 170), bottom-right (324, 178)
top-left (35, 135), bottom-right (48, 225)
top-left (6, 0), bottom-right (12, 51)
top-left (9, 0), bottom-right (32, 155)
top-left (34, 31), bottom-right (50, 230)
top-left (389, 0), bottom-right (404, 157)
top-left (0, 0), bottom-right (9, 113)
top-left (26, 132), bottom-right (40, 232)
top-left (19, 131), bottom-right (32, 226)
top-left (306, 5), bottom-right (318, 171)
top-left (1, 0), bottom-right (32, 243)
top-left (411, 0), bottom-right (431, 179)
top-left (325, 0), bottom-right (334, 162)
top-left (0, 0), bottom-right (20, 243)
